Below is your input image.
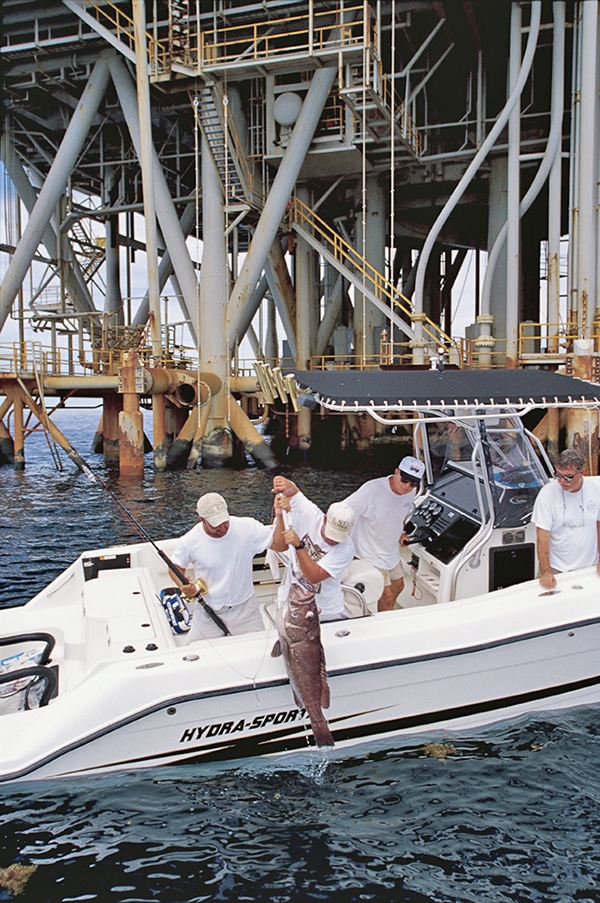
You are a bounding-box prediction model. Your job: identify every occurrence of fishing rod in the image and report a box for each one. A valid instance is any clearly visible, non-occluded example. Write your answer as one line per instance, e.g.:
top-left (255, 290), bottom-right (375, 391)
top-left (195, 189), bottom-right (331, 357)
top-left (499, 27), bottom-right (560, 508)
top-left (64, 442), bottom-right (230, 636)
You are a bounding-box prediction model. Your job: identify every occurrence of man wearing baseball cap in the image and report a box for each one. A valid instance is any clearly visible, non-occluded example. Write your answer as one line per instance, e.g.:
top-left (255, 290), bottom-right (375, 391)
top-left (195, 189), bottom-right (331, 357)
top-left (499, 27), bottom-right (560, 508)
top-left (344, 455), bottom-right (425, 610)
top-left (169, 492), bottom-right (275, 640)
top-left (271, 475), bottom-right (356, 621)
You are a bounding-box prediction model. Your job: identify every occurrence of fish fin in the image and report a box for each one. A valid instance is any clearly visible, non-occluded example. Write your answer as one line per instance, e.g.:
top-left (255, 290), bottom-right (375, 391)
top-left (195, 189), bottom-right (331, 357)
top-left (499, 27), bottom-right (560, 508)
top-left (311, 720), bottom-right (335, 748)
top-left (271, 639), bottom-right (282, 658)
top-left (291, 690), bottom-right (303, 708)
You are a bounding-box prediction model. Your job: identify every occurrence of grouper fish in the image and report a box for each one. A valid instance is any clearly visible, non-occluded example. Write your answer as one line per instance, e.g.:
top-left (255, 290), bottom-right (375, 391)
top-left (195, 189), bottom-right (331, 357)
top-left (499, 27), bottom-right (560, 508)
top-left (273, 581), bottom-right (335, 748)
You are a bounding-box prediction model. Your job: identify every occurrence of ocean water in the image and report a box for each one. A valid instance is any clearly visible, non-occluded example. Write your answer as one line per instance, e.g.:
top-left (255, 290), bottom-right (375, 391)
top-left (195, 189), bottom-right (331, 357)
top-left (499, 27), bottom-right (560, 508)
top-left (2, 409), bottom-right (600, 903)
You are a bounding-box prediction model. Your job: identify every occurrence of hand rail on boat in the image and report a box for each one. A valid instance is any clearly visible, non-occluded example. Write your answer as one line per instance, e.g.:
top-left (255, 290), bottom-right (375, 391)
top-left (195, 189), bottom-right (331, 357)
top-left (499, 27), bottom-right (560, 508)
top-left (0, 666), bottom-right (58, 709)
top-left (0, 632), bottom-right (56, 665)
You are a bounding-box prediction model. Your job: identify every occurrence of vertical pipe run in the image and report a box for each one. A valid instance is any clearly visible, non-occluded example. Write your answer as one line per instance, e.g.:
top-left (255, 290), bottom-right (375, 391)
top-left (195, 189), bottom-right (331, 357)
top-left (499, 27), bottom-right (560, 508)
top-left (133, 0), bottom-right (162, 359)
top-left (547, 2), bottom-right (566, 353)
top-left (227, 67), bottom-right (337, 351)
top-left (199, 128), bottom-right (231, 466)
top-left (133, 0), bottom-right (166, 472)
top-left (505, 3), bottom-right (522, 368)
top-left (576, 0), bottom-right (598, 338)
top-left (295, 187), bottom-right (313, 453)
top-left (413, 3), bottom-right (542, 321)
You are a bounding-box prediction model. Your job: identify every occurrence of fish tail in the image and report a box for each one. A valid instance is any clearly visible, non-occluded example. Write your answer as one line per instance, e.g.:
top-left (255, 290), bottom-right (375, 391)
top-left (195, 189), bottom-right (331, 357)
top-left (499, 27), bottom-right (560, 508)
top-left (311, 719), bottom-right (335, 748)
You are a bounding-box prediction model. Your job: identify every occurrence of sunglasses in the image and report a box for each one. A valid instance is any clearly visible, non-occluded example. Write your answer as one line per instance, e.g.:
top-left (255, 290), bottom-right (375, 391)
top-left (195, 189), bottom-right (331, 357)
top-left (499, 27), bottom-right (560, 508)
top-left (554, 471), bottom-right (579, 482)
top-left (399, 473), bottom-right (421, 486)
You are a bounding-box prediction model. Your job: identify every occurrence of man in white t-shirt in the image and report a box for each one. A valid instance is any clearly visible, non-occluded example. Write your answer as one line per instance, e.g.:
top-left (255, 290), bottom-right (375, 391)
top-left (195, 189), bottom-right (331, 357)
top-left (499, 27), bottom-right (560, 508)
top-left (532, 448), bottom-right (600, 589)
top-left (272, 475), bottom-right (356, 621)
top-left (169, 492), bottom-right (275, 640)
top-left (344, 455), bottom-right (425, 610)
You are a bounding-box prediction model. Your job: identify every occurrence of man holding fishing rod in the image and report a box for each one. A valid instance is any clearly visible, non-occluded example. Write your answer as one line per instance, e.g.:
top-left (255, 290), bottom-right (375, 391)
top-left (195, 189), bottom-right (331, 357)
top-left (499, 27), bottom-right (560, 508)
top-left (169, 492), bottom-right (276, 641)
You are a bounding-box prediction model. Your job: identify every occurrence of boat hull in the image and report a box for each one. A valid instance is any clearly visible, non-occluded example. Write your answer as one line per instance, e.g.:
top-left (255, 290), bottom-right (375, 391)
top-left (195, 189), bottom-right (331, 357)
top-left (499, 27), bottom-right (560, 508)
top-left (3, 566), bottom-right (600, 782)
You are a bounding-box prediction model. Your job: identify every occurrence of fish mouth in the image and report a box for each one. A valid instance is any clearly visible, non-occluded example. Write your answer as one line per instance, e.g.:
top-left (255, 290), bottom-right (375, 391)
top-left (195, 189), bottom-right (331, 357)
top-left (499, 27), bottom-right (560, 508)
top-left (289, 582), bottom-right (315, 602)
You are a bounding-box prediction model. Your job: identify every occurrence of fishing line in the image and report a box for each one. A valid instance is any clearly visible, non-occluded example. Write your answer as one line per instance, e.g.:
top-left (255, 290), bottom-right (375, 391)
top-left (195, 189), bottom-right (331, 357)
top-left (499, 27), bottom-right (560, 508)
top-left (66, 442), bottom-right (230, 635)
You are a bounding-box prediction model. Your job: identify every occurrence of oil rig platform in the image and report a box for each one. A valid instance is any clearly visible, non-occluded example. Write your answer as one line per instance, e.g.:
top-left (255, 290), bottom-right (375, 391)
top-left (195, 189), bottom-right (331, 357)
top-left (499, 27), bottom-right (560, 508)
top-left (1, 1), bottom-right (598, 472)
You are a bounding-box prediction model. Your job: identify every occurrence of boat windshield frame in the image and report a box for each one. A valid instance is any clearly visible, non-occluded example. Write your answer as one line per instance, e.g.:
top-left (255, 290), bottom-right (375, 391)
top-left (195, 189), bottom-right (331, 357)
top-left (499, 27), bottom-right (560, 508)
top-left (417, 409), bottom-right (550, 529)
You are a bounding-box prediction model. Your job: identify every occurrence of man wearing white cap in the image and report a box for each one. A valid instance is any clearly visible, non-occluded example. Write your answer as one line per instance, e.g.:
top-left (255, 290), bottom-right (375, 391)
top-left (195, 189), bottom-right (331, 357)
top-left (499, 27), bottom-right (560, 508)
top-left (272, 475), bottom-right (356, 621)
top-left (344, 455), bottom-right (425, 611)
top-left (170, 492), bottom-right (275, 640)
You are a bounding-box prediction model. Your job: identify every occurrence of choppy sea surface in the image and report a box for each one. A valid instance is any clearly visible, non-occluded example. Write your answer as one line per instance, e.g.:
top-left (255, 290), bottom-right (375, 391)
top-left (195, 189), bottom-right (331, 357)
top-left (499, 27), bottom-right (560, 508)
top-left (2, 409), bottom-right (600, 903)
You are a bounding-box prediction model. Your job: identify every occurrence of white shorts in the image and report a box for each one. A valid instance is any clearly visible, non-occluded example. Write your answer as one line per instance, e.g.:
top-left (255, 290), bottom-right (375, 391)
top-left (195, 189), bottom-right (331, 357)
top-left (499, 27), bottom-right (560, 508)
top-left (188, 593), bottom-right (265, 641)
top-left (375, 561), bottom-right (404, 586)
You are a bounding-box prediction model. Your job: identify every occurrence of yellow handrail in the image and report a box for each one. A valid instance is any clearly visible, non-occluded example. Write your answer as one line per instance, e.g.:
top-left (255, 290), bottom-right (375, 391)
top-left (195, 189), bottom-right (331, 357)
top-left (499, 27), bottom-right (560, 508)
top-left (288, 196), bottom-right (457, 353)
top-left (82, 0), bottom-right (170, 75)
top-left (199, 5), bottom-right (368, 69)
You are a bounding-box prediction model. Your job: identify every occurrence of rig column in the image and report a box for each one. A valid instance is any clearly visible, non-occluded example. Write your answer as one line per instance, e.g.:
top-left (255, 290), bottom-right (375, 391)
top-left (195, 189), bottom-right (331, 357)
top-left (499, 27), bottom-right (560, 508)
top-left (119, 352), bottom-right (145, 477)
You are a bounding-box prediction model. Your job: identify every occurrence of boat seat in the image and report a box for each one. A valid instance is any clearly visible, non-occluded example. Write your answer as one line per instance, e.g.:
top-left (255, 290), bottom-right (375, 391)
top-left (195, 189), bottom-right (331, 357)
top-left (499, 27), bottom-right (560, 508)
top-left (83, 568), bottom-right (158, 664)
top-left (341, 559), bottom-right (384, 617)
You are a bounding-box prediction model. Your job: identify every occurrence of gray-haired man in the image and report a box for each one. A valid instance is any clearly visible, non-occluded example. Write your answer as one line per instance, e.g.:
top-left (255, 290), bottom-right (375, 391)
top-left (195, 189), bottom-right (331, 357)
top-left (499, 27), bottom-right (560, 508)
top-left (532, 448), bottom-right (600, 589)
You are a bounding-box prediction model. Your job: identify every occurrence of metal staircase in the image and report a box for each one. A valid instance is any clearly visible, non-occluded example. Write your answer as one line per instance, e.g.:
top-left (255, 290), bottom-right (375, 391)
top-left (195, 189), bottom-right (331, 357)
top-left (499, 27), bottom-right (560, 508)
top-left (194, 86), bottom-right (248, 207)
top-left (68, 220), bottom-right (105, 283)
top-left (288, 196), bottom-right (459, 356)
top-left (341, 61), bottom-right (423, 161)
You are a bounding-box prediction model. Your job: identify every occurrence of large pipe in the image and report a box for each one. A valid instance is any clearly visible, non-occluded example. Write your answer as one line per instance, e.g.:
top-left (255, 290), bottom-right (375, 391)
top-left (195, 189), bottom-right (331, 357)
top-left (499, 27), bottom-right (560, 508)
top-left (413, 2), bottom-right (542, 326)
top-left (576, 0), bottom-right (598, 337)
top-left (167, 381), bottom-right (212, 468)
top-left (0, 56), bottom-right (111, 330)
top-left (0, 421), bottom-right (14, 465)
top-left (548, 2), bottom-right (566, 352)
top-left (42, 368), bottom-right (223, 398)
top-left (505, 3), bottom-right (522, 368)
top-left (481, 2), bottom-right (565, 325)
top-left (198, 126), bottom-right (231, 466)
top-left (109, 56), bottom-right (201, 344)
top-left (227, 390), bottom-right (278, 469)
top-left (229, 375), bottom-right (261, 394)
top-left (132, 0), bottom-right (161, 358)
top-left (143, 369), bottom-right (199, 406)
top-left (227, 67), bottom-right (337, 351)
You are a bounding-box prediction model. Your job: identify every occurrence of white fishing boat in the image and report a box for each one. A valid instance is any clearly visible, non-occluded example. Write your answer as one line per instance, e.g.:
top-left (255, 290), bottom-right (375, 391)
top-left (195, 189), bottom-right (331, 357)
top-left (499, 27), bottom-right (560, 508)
top-left (2, 369), bottom-right (600, 784)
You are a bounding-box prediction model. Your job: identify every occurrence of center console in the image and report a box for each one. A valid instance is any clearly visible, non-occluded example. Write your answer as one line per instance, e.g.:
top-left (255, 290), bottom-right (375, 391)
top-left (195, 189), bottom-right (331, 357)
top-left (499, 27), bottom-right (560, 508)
top-left (405, 466), bottom-right (485, 564)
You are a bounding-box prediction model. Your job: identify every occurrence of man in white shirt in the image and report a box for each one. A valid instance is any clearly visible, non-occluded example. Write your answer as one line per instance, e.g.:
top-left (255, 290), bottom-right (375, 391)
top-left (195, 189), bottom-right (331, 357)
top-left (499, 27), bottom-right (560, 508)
top-left (532, 448), bottom-right (600, 589)
top-left (272, 475), bottom-right (356, 621)
top-left (170, 492), bottom-right (275, 640)
top-left (344, 455), bottom-right (425, 610)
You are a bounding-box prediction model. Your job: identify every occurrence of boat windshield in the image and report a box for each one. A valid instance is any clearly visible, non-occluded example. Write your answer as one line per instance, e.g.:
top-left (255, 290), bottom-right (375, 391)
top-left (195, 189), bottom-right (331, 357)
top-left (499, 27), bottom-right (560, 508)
top-left (423, 413), bottom-right (546, 528)
top-left (480, 416), bottom-right (546, 526)
top-left (426, 417), bottom-right (477, 480)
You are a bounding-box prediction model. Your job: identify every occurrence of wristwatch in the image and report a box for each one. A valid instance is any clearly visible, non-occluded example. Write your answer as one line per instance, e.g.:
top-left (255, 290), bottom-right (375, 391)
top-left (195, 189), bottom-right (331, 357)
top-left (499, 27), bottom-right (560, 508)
top-left (294, 540), bottom-right (305, 550)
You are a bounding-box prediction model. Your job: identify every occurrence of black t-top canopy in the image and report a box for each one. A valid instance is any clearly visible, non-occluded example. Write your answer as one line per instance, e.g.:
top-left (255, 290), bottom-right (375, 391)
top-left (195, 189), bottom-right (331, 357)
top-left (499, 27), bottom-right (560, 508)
top-left (289, 368), bottom-right (600, 409)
